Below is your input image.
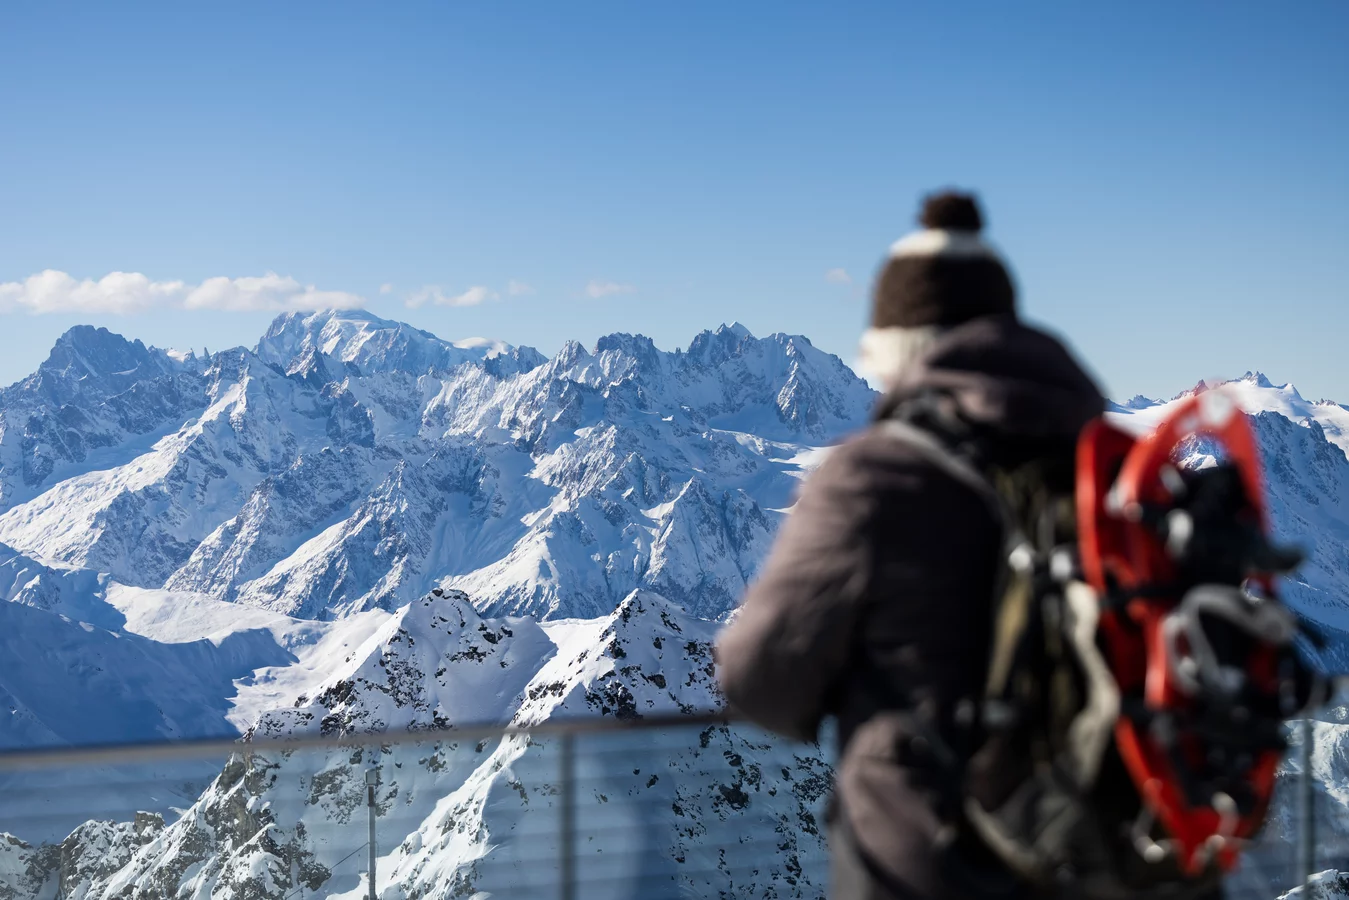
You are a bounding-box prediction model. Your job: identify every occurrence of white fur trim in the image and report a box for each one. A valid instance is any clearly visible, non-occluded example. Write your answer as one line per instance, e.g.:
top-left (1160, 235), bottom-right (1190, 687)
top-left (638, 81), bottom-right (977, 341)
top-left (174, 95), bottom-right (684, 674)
top-left (857, 325), bottom-right (943, 388)
top-left (888, 228), bottom-right (999, 260)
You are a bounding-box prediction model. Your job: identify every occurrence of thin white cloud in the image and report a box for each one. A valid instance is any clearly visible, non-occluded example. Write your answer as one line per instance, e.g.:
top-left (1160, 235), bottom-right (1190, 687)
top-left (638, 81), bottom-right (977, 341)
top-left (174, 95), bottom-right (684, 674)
top-left (184, 274), bottom-right (364, 312)
top-left (405, 284), bottom-right (498, 309)
top-left (447, 286), bottom-right (496, 307)
top-left (825, 268), bottom-right (852, 285)
top-left (0, 269), bottom-right (364, 315)
top-left (0, 270), bottom-right (183, 315)
top-left (507, 280), bottom-right (535, 297)
top-left (379, 283), bottom-right (394, 295)
top-left (584, 279), bottom-right (636, 299)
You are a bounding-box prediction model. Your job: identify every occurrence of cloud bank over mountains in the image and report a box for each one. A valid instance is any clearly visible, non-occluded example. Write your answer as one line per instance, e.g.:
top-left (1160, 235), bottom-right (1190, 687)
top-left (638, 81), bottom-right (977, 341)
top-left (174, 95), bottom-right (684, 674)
top-left (0, 271), bottom-right (619, 316)
top-left (0, 270), bottom-right (367, 316)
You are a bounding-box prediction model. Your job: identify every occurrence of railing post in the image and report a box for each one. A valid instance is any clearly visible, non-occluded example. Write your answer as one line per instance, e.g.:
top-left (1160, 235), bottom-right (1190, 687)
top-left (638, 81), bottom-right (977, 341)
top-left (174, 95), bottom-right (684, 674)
top-left (366, 766), bottom-right (379, 900)
top-left (1301, 717), bottom-right (1316, 891)
top-left (559, 732), bottom-right (576, 900)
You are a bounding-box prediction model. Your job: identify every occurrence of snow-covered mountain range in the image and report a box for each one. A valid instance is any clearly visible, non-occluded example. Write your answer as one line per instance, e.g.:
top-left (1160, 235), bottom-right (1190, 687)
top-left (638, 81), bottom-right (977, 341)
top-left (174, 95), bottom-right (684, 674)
top-left (0, 310), bottom-right (866, 627)
top-left (0, 310), bottom-right (867, 899)
top-left (2, 311), bottom-right (1349, 899)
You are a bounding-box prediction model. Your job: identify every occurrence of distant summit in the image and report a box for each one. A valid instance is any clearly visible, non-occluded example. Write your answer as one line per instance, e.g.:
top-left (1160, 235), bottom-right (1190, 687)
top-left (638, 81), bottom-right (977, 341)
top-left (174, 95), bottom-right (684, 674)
top-left (1122, 394), bottom-right (1158, 410)
top-left (1111, 370), bottom-right (1349, 460)
top-left (256, 308), bottom-right (546, 378)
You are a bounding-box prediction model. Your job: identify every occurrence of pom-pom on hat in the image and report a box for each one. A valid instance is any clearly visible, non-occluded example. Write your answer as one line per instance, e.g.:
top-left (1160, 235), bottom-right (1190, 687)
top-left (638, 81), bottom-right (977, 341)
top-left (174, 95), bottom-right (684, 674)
top-left (870, 190), bottom-right (1015, 329)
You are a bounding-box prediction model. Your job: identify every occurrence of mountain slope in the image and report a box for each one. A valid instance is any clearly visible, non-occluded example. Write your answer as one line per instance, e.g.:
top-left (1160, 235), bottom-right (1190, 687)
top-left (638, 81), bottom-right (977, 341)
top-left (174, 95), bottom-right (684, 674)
top-left (0, 326), bottom-right (208, 510)
top-left (21, 590), bottom-right (829, 900)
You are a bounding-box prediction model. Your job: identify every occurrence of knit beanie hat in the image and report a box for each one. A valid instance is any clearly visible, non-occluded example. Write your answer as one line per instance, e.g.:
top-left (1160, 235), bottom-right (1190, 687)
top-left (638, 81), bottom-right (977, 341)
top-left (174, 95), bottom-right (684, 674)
top-left (870, 190), bottom-right (1016, 330)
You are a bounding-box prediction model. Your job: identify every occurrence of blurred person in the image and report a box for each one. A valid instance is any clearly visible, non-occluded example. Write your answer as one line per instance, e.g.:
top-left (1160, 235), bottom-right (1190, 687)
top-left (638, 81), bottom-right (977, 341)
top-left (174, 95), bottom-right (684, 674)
top-left (717, 190), bottom-right (1136, 899)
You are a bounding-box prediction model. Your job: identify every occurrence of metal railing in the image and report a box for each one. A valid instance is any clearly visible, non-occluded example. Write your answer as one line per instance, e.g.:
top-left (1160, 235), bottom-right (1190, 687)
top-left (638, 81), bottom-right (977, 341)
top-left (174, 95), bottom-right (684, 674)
top-left (0, 713), bottom-right (1342, 900)
top-left (0, 713), bottom-right (832, 900)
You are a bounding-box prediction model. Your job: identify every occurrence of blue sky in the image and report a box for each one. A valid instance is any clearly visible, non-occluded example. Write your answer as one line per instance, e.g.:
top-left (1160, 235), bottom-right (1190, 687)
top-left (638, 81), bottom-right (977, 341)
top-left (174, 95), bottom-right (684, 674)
top-left (1, 1), bottom-right (1346, 401)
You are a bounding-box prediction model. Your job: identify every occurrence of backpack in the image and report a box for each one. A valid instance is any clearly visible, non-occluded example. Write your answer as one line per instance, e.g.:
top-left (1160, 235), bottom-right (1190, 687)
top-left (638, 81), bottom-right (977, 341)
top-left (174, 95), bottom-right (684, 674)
top-left (884, 387), bottom-right (1324, 897)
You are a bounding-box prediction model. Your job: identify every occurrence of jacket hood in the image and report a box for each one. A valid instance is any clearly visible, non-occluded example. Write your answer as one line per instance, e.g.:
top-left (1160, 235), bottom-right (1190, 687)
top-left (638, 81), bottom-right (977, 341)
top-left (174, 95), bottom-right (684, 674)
top-left (874, 314), bottom-right (1105, 441)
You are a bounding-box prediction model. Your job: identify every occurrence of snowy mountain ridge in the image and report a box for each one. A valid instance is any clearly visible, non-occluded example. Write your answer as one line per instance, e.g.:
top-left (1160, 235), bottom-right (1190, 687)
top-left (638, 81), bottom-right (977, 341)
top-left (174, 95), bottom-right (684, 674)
top-left (1110, 370), bottom-right (1349, 456)
top-left (0, 310), bottom-right (872, 627)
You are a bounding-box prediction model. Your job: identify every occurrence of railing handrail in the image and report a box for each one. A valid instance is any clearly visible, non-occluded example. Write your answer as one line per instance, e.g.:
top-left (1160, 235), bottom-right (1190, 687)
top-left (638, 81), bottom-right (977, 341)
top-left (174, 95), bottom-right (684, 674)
top-left (0, 709), bottom-right (740, 772)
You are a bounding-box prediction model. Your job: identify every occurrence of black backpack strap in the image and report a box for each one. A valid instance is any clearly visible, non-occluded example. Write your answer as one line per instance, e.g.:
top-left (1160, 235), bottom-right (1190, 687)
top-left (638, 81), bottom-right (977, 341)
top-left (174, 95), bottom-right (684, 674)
top-left (879, 389), bottom-right (1027, 544)
top-left (880, 418), bottom-right (1002, 515)
top-left (866, 416), bottom-right (1013, 788)
top-left (879, 415), bottom-right (1039, 709)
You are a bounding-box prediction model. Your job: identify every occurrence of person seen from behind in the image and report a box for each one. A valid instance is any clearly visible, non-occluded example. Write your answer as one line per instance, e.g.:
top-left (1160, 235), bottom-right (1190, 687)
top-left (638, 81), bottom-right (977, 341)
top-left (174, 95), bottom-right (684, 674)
top-left (715, 191), bottom-right (1211, 898)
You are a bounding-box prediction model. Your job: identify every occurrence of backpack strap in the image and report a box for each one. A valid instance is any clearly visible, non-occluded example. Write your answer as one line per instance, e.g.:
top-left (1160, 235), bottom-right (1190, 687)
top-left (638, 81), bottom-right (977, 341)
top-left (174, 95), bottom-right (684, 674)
top-left (878, 416), bottom-right (1037, 709)
top-left (879, 418), bottom-right (1003, 515)
top-left (877, 391), bottom-right (1029, 547)
top-left (862, 413), bottom-right (1034, 895)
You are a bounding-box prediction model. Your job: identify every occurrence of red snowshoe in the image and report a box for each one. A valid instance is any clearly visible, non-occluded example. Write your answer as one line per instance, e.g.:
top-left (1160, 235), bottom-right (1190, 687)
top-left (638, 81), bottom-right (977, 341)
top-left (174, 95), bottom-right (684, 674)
top-left (1077, 388), bottom-right (1320, 874)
